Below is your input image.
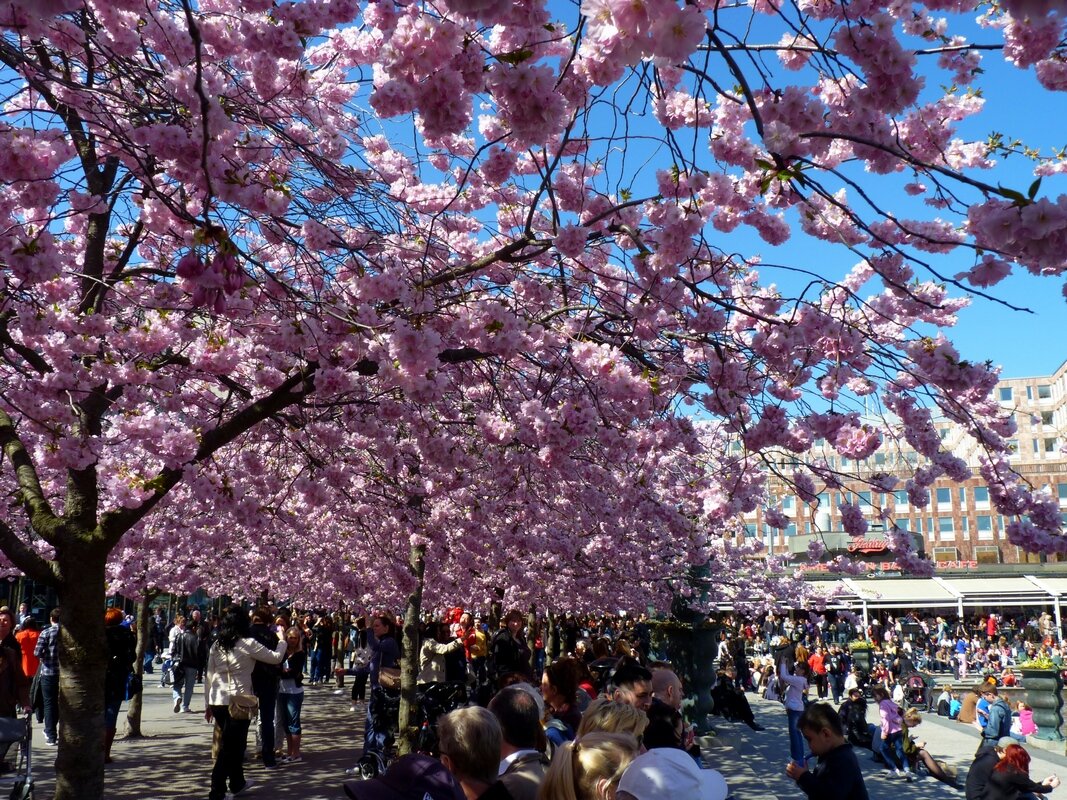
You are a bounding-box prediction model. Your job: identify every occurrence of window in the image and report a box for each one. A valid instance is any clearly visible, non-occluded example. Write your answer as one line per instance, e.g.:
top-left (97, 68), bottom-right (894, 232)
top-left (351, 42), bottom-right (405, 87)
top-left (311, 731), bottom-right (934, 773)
top-left (938, 517), bottom-right (955, 540)
top-left (782, 495), bottom-right (795, 511)
top-left (1058, 483), bottom-right (1067, 502)
top-left (1007, 439), bottom-right (1019, 454)
top-left (1042, 411), bottom-right (1054, 426)
top-left (977, 515), bottom-right (993, 540)
top-left (1027, 386), bottom-right (1034, 400)
top-left (859, 491), bottom-right (872, 507)
top-left (895, 490), bottom-right (908, 507)
top-left (1033, 438), bottom-right (1040, 454)
top-left (959, 487), bottom-right (967, 505)
top-left (960, 517), bottom-right (970, 534)
top-left (936, 487), bottom-right (951, 506)
top-left (874, 452), bottom-right (886, 465)
top-left (933, 546), bottom-right (960, 562)
top-left (744, 524), bottom-right (758, 538)
top-left (1038, 384), bottom-right (1052, 399)
top-left (975, 545), bottom-right (1001, 564)
top-left (785, 523), bottom-right (797, 537)
top-left (999, 387), bottom-right (1013, 402)
top-left (974, 486), bottom-right (990, 507)
top-left (1045, 438), bottom-right (1058, 453)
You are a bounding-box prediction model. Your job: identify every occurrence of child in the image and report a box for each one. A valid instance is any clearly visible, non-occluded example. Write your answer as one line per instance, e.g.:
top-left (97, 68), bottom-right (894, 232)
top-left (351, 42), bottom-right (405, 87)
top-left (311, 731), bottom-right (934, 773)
top-left (949, 691), bottom-right (962, 720)
top-left (1011, 701), bottom-right (1037, 739)
top-left (785, 702), bottom-right (870, 800)
top-left (872, 685), bottom-right (912, 780)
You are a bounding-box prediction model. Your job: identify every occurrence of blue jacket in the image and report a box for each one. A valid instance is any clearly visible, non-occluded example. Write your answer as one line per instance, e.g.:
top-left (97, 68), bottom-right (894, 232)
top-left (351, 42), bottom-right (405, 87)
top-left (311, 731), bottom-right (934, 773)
top-left (984, 698), bottom-right (1012, 740)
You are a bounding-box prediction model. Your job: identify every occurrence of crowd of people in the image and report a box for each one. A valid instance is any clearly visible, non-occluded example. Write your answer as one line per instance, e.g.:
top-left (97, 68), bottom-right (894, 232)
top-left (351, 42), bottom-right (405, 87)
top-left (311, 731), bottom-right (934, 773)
top-left (13, 597), bottom-right (1067, 799)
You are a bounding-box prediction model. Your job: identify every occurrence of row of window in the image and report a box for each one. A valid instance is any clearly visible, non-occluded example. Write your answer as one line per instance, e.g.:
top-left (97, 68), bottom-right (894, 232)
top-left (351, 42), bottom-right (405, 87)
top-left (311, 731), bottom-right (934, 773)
top-left (1000, 384), bottom-right (1054, 402)
top-left (774, 483), bottom-right (1067, 514)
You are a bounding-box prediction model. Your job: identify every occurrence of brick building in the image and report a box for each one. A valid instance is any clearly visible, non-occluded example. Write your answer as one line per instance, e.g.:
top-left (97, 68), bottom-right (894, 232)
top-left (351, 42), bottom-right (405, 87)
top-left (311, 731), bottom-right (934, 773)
top-left (741, 359), bottom-right (1067, 571)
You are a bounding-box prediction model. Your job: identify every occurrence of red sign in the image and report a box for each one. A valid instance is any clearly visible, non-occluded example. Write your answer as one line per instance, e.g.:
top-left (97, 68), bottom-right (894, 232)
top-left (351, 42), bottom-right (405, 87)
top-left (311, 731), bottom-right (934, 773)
top-left (847, 537), bottom-right (891, 554)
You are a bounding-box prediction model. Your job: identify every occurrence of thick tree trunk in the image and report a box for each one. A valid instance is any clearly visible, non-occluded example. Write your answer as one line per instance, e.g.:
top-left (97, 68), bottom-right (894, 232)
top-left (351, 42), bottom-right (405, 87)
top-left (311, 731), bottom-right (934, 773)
top-left (54, 549), bottom-right (108, 800)
top-left (125, 593), bottom-right (155, 737)
top-left (396, 542), bottom-right (425, 756)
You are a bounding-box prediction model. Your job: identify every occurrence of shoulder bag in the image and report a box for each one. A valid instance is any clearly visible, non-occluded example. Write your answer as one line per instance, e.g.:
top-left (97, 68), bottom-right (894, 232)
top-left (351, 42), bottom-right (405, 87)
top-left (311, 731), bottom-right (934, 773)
top-left (221, 645), bottom-right (260, 720)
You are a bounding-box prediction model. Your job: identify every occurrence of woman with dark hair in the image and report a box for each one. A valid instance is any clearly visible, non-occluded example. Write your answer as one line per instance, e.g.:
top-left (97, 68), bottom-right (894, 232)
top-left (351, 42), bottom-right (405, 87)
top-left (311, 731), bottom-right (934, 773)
top-left (204, 605), bottom-right (287, 800)
top-left (103, 607), bottom-right (136, 763)
top-left (542, 656), bottom-right (582, 748)
top-left (987, 743), bottom-right (1060, 800)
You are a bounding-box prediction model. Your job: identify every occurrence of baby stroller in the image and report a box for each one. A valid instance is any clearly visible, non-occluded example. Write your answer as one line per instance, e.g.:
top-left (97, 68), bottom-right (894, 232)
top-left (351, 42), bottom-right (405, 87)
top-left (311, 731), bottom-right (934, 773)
top-left (0, 714), bottom-right (34, 799)
top-left (413, 682), bottom-right (468, 757)
top-left (159, 656), bottom-right (174, 688)
top-left (904, 673), bottom-right (929, 708)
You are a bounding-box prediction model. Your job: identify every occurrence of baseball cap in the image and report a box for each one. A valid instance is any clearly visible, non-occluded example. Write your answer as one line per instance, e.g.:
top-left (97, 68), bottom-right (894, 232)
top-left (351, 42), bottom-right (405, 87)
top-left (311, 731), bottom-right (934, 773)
top-left (617, 748), bottom-right (729, 800)
top-left (997, 737), bottom-right (1020, 750)
top-left (343, 754), bottom-right (465, 800)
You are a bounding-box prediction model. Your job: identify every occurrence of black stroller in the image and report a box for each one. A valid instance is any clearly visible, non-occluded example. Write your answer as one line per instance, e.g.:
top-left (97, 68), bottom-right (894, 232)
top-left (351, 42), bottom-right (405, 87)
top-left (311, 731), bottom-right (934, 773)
top-left (903, 673), bottom-right (930, 709)
top-left (0, 715), bottom-right (34, 799)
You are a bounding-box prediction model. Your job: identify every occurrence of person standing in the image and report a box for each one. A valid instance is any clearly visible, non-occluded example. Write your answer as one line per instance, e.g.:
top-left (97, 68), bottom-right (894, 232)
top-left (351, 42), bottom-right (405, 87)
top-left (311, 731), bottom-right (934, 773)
top-left (278, 626), bottom-right (306, 763)
top-left (249, 608), bottom-right (282, 768)
top-left (103, 607), bottom-right (136, 764)
top-left (34, 607), bottom-right (60, 746)
top-left (14, 617), bottom-right (40, 681)
top-left (174, 620), bottom-right (202, 713)
top-left (204, 605), bottom-right (287, 800)
top-left (778, 658), bottom-right (810, 768)
top-left (785, 702), bottom-right (869, 800)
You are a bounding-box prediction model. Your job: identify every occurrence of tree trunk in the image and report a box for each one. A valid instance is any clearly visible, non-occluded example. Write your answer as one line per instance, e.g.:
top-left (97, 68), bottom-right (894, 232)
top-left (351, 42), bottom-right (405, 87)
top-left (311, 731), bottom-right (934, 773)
top-left (54, 549), bottom-right (108, 800)
top-left (526, 605), bottom-right (538, 676)
top-left (396, 542), bottom-right (426, 756)
top-left (126, 592), bottom-right (156, 738)
top-left (546, 612), bottom-right (559, 663)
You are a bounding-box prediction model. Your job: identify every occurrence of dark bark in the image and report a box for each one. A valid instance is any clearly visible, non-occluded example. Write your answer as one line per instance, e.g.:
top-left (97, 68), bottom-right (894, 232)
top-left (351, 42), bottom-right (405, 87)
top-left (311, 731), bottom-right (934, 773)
top-left (125, 593), bottom-right (156, 738)
top-left (54, 548), bottom-right (108, 800)
top-left (396, 542), bottom-right (426, 756)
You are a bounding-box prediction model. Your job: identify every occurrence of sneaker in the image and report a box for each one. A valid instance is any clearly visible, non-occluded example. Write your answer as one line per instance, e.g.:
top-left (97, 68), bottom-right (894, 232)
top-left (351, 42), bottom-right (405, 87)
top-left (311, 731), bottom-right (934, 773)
top-left (349, 705), bottom-right (357, 712)
top-left (284, 756), bottom-right (303, 764)
top-left (232, 779), bottom-right (256, 796)
top-left (44, 738), bottom-right (57, 747)
top-left (894, 770), bottom-right (907, 779)
top-left (183, 707), bottom-right (194, 713)
top-left (173, 698), bottom-right (182, 713)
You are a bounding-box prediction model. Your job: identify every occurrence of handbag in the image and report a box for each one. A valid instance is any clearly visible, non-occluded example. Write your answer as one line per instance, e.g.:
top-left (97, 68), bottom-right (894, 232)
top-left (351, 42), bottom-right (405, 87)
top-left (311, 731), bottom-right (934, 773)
top-left (378, 666), bottom-right (401, 690)
top-left (220, 646), bottom-right (259, 720)
top-left (228, 693), bottom-right (260, 720)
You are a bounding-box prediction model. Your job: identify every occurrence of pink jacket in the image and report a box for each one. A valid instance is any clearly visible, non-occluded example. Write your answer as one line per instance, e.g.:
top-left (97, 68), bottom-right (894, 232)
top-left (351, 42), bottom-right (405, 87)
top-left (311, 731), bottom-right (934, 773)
top-left (1019, 709), bottom-right (1038, 736)
top-left (879, 699), bottom-right (903, 736)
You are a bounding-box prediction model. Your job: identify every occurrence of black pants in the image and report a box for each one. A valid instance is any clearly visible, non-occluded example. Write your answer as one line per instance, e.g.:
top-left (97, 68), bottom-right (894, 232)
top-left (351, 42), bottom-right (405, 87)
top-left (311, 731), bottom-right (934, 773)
top-left (209, 705), bottom-right (251, 800)
top-left (352, 670), bottom-right (369, 702)
top-left (256, 682), bottom-right (279, 767)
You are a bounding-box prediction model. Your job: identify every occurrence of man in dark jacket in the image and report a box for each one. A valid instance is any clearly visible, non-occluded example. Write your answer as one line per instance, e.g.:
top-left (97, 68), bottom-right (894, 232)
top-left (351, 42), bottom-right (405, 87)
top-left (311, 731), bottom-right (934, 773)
top-left (250, 608), bottom-right (282, 769)
top-left (966, 737), bottom-right (1012, 800)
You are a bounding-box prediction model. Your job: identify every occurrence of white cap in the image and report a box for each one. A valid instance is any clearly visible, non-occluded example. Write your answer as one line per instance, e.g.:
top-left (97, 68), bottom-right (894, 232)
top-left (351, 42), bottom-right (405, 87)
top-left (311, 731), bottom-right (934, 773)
top-left (617, 748), bottom-right (729, 800)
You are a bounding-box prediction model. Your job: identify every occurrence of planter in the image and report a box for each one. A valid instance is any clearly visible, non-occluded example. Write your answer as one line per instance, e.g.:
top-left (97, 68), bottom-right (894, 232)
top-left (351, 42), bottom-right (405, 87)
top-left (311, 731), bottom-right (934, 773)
top-left (850, 648), bottom-right (873, 675)
top-left (1022, 669), bottom-right (1066, 742)
top-left (649, 622), bottom-right (721, 733)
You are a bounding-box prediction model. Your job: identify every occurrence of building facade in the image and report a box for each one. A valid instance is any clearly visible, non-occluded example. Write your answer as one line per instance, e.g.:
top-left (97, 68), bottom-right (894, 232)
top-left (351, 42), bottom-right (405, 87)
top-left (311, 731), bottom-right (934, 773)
top-left (741, 359), bottom-right (1067, 571)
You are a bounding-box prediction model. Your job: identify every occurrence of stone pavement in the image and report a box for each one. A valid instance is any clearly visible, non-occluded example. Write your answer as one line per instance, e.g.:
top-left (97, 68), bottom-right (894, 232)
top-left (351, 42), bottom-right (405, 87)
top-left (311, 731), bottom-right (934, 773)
top-left (705, 694), bottom-right (1067, 800)
top-left (21, 679), bottom-right (1067, 799)
top-left (27, 678), bottom-right (370, 800)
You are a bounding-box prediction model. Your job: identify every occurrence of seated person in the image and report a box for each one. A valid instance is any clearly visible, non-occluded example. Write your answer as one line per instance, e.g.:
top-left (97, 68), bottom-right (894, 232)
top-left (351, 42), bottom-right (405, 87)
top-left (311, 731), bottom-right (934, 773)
top-left (710, 669), bottom-right (764, 731)
top-left (902, 708), bottom-right (956, 787)
top-left (949, 691), bottom-right (962, 720)
top-left (935, 685), bottom-right (953, 717)
top-left (838, 688), bottom-right (873, 749)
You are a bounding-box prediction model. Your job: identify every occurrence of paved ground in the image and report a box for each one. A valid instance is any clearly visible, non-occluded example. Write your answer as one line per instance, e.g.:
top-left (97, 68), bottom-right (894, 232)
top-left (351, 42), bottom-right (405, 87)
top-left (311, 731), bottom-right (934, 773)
top-left (708, 694), bottom-right (1067, 800)
top-left (16, 679), bottom-right (1067, 799)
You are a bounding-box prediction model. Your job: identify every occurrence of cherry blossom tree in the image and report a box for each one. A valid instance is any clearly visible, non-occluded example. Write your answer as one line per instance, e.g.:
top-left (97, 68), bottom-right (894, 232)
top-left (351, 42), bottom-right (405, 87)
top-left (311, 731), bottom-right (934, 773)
top-left (2, 0), bottom-right (1067, 796)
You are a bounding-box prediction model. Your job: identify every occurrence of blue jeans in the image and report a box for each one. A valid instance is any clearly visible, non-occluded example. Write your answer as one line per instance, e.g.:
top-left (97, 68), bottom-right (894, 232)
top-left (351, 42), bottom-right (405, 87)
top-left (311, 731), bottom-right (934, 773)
top-left (279, 692), bottom-right (303, 735)
top-left (173, 666), bottom-right (197, 711)
top-left (40, 673), bottom-right (59, 742)
top-left (786, 709), bottom-right (805, 766)
top-left (883, 730), bottom-right (906, 771)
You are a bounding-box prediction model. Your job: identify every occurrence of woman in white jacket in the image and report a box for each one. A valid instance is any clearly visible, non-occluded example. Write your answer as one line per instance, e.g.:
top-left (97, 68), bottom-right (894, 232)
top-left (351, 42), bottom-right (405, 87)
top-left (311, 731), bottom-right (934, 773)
top-left (205, 605), bottom-right (287, 800)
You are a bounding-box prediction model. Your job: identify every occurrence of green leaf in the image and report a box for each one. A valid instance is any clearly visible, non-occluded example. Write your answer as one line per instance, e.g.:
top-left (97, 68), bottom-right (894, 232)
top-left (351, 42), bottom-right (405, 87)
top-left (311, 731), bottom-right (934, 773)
top-left (497, 49), bottom-right (534, 65)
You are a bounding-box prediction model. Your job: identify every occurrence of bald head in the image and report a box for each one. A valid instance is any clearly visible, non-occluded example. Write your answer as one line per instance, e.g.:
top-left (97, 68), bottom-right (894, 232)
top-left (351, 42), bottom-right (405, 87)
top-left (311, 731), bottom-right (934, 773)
top-left (651, 667), bottom-right (684, 710)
